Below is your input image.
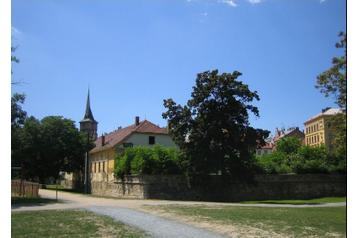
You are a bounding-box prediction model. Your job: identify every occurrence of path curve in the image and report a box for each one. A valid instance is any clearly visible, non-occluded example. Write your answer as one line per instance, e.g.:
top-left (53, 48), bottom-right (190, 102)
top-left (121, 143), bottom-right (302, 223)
top-left (88, 206), bottom-right (224, 238)
top-left (11, 190), bottom-right (346, 238)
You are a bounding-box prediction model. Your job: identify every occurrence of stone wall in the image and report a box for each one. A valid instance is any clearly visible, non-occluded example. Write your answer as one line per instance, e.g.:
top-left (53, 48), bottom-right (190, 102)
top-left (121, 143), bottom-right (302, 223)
top-left (89, 174), bottom-right (346, 201)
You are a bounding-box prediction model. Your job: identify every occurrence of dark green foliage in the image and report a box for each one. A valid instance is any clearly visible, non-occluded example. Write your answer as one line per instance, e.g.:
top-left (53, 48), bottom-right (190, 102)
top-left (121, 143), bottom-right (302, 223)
top-left (326, 113), bottom-right (346, 160)
top-left (256, 152), bottom-right (293, 174)
top-left (11, 93), bottom-right (28, 170)
top-left (162, 70), bottom-right (269, 179)
top-left (275, 137), bottom-right (301, 154)
top-left (256, 144), bottom-right (346, 174)
top-left (316, 32), bottom-right (346, 110)
top-left (12, 115), bottom-right (89, 182)
top-left (114, 145), bottom-right (182, 177)
top-left (11, 93), bottom-right (27, 129)
top-left (290, 146), bottom-right (329, 174)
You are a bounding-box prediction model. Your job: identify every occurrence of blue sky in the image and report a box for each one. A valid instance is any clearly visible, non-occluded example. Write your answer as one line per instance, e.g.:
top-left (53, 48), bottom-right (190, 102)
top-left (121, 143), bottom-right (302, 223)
top-left (11, 0), bottom-right (346, 136)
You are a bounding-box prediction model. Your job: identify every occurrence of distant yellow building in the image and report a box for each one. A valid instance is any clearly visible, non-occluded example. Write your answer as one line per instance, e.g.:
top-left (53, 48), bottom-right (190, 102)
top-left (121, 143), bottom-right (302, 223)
top-left (304, 108), bottom-right (343, 149)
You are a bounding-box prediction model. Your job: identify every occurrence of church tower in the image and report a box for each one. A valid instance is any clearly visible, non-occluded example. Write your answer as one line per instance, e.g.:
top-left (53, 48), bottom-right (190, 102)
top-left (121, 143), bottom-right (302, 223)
top-left (80, 89), bottom-right (98, 141)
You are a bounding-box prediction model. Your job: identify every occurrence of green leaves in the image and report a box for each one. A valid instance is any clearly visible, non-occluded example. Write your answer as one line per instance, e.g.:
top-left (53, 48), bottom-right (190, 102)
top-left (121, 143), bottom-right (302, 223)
top-left (316, 32), bottom-right (346, 109)
top-left (163, 70), bottom-right (269, 178)
top-left (256, 144), bottom-right (346, 175)
top-left (114, 145), bottom-right (182, 177)
top-left (12, 115), bottom-right (88, 182)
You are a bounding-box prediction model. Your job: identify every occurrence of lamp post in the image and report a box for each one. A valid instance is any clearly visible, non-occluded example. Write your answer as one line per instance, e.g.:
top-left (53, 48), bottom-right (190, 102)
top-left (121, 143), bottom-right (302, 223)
top-left (84, 131), bottom-right (90, 194)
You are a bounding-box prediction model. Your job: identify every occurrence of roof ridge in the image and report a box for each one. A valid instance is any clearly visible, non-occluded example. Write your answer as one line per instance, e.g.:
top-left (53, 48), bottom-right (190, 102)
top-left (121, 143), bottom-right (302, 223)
top-left (134, 120), bottom-right (148, 132)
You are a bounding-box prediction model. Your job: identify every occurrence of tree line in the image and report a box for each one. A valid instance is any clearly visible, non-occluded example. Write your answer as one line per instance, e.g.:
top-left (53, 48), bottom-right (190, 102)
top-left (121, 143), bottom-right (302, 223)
top-left (12, 32), bottom-right (346, 183)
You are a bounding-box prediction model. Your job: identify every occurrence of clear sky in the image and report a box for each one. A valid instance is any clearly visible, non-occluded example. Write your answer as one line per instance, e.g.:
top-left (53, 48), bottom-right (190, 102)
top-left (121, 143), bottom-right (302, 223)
top-left (11, 0), bottom-right (346, 136)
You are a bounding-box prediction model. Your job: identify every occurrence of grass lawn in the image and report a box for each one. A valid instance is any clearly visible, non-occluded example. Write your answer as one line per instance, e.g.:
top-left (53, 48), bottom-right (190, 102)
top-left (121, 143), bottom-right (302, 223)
top-left (12, 210), bottom-right (147, 238)
top-left (153, 205), bottom-right (346, 237)
top-left (240, 196), bottom-right (346, 205)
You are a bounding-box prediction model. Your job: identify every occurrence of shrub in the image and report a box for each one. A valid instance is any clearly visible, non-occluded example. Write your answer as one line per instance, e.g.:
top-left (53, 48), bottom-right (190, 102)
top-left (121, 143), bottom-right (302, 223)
top-left (114, 145), bottom-right (182, 177)
top-left (275, 137), bottom-right (302, 154)
top-left (256, 151), bottom-right (292, 174)
top-left (256, 144), bottom-right (346, 174)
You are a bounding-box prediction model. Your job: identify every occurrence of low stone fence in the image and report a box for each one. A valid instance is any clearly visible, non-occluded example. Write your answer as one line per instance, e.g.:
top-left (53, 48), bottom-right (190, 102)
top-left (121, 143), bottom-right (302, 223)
top-left (90, 174), bottom-right (346, 201)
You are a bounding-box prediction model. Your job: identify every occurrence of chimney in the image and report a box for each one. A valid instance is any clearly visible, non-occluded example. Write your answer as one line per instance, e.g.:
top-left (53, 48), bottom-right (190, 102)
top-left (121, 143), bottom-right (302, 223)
top-left (322, 107), bottom-right (331, 113)
top-left (101, 134), bottom-right (105, 146)
top-left (135, 116), bottom-right (140, 126)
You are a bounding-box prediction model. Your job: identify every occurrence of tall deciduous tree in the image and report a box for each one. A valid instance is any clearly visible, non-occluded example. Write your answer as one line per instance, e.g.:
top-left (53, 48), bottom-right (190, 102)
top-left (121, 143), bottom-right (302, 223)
top-left (316, 32), bottom-right (346, 110)
top-left (13, 116), bottom-right (88, 182)
top-left (163, 70), bottom-right (269, 179)
top-left (316, 32), bottom-right (347, 160)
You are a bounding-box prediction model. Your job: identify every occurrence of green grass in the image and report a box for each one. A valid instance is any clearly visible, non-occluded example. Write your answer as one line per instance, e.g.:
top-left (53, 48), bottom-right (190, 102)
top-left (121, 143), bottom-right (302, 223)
top-left (153, 205), bottom-right (346, 237)
top-left (11, 197), bottom-right (59, 205)
top-left (240, 196), bottom-right (346, 205)
top-left (12, 210), bottom-right (147, 238)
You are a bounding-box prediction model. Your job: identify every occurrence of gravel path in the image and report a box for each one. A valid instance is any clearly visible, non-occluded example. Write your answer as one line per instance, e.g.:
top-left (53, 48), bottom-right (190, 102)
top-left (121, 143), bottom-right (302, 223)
top-left (87, 206), bottom-right (224, 238)
top-left (11, 190), bottom-right (346, 238)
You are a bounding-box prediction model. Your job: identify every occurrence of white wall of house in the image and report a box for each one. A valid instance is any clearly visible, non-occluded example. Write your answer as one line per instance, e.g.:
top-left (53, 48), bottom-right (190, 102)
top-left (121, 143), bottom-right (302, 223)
top-left (123, 132), bottom-right (177, 148)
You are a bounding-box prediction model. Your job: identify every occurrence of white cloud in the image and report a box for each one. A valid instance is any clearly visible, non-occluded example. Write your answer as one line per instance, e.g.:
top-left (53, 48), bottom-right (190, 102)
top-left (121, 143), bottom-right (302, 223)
top-left (320, 0), bottom-right (326, 3)
top-left (247, 0), bottom-right (263, 4)
top-left (201, 12), bottom-right (209, 16)
top-left (219, 0), bottom-right (237, 7)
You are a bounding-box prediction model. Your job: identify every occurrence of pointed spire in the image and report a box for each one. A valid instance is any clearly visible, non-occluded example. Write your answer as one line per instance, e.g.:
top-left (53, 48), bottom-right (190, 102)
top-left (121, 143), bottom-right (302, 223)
top-left (83, 89), bottom-right (95, 121)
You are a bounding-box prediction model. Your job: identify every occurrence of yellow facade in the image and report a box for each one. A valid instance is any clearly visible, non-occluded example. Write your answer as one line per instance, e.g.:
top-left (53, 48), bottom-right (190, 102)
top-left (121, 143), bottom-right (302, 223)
top-left (90, 148), bottom-right (116, 175)
top-left (304, 118), bottom-right (326, 147)
top-left (304, 114), bottom-right (338, 150)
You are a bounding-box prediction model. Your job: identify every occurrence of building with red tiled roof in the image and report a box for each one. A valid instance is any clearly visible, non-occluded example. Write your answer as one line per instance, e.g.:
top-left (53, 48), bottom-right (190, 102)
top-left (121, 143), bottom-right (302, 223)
top-left (256, 127), bottom-right (305, 156)
top-left (272, 127), bottom-right (305, 147)
top-left (89, 116), bottom-right (177, 182)
top-left (256, 141), bottom-right (274, 156)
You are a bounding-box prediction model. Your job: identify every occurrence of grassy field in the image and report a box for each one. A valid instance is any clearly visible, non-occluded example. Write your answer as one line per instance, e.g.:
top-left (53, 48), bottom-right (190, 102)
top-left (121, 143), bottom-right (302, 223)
top-left (240, 196), bottom-right (346, 205)
top-left (152, 205), bottom-right (346, 237)
top-left (12, 210), bottom-right (147, 238)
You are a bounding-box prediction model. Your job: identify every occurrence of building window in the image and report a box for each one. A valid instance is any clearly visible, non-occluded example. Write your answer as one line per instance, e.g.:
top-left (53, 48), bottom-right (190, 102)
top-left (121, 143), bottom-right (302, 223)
top-left (149, 136), bottom-right (155, 145)
top-left (94, 162), bottom-right (97, 173)
top-left (103, 161), bottom-right (105, 172)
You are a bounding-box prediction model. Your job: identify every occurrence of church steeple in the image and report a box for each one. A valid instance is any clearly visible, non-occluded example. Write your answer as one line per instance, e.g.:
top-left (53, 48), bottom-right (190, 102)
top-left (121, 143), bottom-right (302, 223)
top-left (80, 89), bottom-right (98, 141)
top-left (83, 89), bottom-right (95, 121)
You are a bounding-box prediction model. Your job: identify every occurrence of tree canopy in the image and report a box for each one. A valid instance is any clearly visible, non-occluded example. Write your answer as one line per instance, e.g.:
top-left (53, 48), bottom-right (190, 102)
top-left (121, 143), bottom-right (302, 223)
top-left (316, 32), bottom-right (346, 110)
top-left (12, 113), bottom-right (89, 182)
top-left (162, 70), bottom-right (269, 179)
top-left (275, 137), bottom-right (302, 155)
top-left (315, 32), bottom-right (346, 160)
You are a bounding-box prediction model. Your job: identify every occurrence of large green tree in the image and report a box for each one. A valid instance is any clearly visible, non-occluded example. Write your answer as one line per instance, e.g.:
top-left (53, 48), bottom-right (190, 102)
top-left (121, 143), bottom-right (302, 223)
top-left (316, 32), bottom-right (347, 160)
top-left (163, 70), bottom-right (269, 179)
top-left (316, 32), bottom-right (346, 110)
top-left (13, 116), bottom-right (88, 182)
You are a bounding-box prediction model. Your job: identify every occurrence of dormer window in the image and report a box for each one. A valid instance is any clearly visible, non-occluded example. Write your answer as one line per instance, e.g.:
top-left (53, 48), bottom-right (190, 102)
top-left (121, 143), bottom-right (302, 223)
top-left (149, 136), bottom-right (155, 145)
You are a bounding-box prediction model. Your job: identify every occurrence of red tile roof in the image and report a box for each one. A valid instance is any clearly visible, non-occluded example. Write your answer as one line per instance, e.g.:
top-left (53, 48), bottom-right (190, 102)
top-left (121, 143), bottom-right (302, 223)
top-left (90, 120), bottom-right (168, 154)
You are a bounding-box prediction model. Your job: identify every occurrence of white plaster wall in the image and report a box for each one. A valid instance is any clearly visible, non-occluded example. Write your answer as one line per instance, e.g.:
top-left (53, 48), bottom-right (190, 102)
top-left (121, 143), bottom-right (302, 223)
top-left (124, 132), bottom-right (177, 148)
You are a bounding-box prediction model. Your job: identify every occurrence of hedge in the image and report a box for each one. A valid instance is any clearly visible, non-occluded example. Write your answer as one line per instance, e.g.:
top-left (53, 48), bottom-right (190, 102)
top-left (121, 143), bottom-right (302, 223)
top-left (114, 145), bottom-right (182, 177)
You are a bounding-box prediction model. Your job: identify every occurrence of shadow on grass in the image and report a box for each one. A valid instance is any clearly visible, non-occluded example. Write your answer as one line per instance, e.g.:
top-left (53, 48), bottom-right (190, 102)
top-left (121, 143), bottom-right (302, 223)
top-left (11, 197), bottom-right (61, 208)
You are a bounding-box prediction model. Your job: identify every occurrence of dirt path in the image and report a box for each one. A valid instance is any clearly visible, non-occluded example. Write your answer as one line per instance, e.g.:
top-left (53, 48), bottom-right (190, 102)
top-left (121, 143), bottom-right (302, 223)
top-left (11, 190), bottom-right (346, 238)
top-left (12, 189), bottom-right (346, 211)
